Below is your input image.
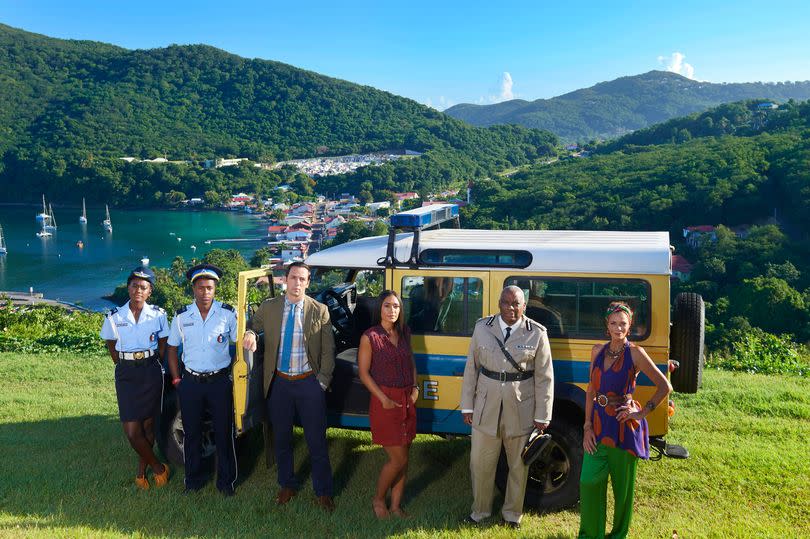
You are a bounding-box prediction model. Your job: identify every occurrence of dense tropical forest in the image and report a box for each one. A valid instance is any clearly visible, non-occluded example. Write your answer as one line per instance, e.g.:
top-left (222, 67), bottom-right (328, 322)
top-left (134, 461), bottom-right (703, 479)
top-left (0, 24), bottom-right (555, 205)
top-left (445, 70), bottom-right (810, 142)
top-left (464, 99), bottom-right (810, 358)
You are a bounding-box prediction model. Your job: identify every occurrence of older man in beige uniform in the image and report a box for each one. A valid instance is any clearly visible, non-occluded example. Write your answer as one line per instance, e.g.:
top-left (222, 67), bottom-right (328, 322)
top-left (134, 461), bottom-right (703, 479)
top-left (461, 285), bottom-right (554, 528)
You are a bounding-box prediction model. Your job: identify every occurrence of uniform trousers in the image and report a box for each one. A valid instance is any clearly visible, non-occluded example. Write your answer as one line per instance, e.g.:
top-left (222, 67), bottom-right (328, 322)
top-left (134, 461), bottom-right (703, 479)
top-left (469, 406), bottom-right (531, 524)
top-left (268, 374), bottom-right (333, 497)
top-left (578, 443), bottom-right (638, 539)
top-left (177, 373), bottom-right (237, 492)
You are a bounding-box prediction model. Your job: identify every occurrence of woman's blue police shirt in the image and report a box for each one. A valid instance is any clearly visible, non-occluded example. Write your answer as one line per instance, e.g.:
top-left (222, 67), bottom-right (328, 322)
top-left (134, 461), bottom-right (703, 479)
top-left (167, 300), bottom-right (238, 373)
top-left (100, 301), bottom-right (169, 352)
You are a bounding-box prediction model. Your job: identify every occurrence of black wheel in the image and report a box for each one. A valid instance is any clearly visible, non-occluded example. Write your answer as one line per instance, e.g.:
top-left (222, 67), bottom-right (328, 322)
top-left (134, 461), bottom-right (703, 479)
top-left (157, 389), bottom-right (216, 466)
top-left (670, 292), bottom-right (705, 394)
top-left (495, 415), bottom-right (583, 511)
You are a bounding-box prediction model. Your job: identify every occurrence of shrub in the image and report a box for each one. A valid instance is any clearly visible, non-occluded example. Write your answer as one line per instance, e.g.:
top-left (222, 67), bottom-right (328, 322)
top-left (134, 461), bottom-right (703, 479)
top-left (708, 328), bottom-right (808, 376)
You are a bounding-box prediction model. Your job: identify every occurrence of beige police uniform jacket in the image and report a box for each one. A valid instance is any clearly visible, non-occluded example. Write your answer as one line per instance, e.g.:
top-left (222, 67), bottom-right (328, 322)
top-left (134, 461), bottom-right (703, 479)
top-left (460, 314), bottom-right (554, 438)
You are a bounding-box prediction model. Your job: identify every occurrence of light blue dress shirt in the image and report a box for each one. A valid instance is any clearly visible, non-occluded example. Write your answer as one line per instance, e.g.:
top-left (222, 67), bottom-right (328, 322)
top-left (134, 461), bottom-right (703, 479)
top-left (100, 301), bottom-right (168, 352)
top-left (168, 300), bottom-right (238, 372)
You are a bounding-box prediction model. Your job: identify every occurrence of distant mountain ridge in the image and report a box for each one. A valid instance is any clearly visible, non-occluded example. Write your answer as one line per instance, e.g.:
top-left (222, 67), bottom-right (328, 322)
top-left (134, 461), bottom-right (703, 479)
top-left (0, 24), bottom-right (556, 204)
top-left (444, 71), bottom-right (810, 142)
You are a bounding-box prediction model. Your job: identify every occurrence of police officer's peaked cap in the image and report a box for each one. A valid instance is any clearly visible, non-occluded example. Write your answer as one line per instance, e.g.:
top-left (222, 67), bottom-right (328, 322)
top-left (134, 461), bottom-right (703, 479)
top-left (127, 265), bottom-right (156, 286)
top-left (186, 263), bottom-right (223, 283)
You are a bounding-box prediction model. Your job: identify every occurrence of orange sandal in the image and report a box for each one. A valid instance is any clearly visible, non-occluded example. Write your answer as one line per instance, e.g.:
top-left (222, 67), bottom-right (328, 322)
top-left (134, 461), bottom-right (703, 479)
top-left (135, 475), bottom-right (149, 490)
top-left (153, 464), bottom-right (170, 487)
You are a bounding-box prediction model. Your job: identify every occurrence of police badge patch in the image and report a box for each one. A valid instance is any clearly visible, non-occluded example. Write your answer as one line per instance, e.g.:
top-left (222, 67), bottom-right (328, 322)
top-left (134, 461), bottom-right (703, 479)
top-left (217, 334), bottom-right (225, 343)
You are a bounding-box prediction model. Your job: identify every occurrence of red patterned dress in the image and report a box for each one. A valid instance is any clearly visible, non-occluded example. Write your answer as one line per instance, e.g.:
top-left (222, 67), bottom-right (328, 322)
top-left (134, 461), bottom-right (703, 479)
top-left (365, 325), bottom-right (417, 447)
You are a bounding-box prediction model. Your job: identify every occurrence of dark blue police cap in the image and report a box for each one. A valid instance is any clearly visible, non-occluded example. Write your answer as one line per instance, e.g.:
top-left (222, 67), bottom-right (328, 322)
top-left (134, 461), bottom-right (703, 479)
top-left (128, 265), bottom-right (156, 286)
top-left (186, 263), bottom-right (223, 283)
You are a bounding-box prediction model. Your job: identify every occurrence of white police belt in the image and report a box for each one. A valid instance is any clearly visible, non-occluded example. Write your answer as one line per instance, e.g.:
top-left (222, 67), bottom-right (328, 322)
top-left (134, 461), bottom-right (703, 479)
top-left (118, 350), bottom-right (157, 361)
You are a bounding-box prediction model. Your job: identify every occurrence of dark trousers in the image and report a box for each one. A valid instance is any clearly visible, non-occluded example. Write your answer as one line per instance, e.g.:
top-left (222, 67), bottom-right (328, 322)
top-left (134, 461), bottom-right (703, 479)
top-left (178, 373), bottom-right (237, 492)
top-left (268, 374), bottom-right (333, 496)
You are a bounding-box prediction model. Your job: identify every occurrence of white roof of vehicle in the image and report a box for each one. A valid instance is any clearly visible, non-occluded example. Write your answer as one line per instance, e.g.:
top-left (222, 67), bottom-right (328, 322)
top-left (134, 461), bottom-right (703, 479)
top-left (305, 229), bottom-right (672, 275)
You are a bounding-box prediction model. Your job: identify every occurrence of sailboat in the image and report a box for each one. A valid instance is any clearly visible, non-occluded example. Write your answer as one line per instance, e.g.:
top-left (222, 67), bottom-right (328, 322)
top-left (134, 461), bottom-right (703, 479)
top-left (103, 205), bottom-right (113, 232)
top-left (79, 198), bottom-right (88, 224)
top-left (0, 224), bottom-right (7, 254)
top-left (35, 194), bottom-right (50, 224)
top-left (36, 221), bottom-right (51, 238)
top-left (44, 204), bottom-right (57, 232)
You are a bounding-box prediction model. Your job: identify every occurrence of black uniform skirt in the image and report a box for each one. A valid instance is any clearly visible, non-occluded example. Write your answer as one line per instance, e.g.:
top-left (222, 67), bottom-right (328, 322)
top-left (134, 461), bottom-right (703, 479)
top-left (114, 359), bottom-right (164, 422)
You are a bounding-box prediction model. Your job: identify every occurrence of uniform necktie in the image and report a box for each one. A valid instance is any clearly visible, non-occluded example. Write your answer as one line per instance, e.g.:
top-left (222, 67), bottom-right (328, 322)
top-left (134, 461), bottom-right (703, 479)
top-left (280, 303), bottom-right (296, 372)
top-left (504, 326), bottom-right (511, 342)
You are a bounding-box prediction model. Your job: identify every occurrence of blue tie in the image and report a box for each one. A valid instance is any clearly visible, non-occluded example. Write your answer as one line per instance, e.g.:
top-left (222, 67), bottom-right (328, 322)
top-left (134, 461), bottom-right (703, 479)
top-left (280, 303), bottom-right (297, 373)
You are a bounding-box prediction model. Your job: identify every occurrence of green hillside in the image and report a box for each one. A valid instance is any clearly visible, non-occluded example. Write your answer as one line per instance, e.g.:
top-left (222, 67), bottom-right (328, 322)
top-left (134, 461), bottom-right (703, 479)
top-left (464, 99), bottom-right (810, 347)
top-left (0, 24), bottom-right (556, 204)
top-left (445, 71), bottom-right (810, 142)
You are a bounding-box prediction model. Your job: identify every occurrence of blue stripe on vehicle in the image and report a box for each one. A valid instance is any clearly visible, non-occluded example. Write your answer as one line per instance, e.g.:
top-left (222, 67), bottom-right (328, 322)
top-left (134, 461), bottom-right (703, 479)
top-left (414, 354), bottom-right (666, 386)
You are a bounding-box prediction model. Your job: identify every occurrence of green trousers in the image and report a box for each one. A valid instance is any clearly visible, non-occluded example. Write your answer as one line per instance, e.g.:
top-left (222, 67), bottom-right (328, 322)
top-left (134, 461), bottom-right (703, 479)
top-left (578, 443), bottom-right (638, 539)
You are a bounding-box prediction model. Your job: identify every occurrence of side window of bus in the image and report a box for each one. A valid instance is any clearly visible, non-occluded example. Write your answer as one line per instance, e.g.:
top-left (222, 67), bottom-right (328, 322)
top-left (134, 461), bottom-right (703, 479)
top-left (505, 277), bottom-right (650, 339)
top-left (401, 276), bottom-right (483, 335)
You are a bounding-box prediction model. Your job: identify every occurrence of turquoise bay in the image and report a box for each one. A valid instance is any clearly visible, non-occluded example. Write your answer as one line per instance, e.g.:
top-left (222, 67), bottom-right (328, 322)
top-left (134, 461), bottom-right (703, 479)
top-left (0, 205), bottom-right (266, 310)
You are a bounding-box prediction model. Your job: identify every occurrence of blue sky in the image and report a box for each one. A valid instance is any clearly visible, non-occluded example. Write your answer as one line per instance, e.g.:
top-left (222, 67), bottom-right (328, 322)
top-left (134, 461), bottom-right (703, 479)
top-left (3, 0), bottom-right (810, 109)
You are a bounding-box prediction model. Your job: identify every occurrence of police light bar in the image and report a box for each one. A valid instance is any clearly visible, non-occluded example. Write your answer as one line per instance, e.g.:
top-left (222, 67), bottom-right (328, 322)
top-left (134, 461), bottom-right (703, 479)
top-left (390, 204), bottom-right (459, 229)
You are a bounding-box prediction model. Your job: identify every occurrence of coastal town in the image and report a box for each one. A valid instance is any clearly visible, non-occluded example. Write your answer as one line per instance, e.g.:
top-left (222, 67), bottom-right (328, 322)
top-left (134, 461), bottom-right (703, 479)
top-left (214, 185), bottom-right (469, 281)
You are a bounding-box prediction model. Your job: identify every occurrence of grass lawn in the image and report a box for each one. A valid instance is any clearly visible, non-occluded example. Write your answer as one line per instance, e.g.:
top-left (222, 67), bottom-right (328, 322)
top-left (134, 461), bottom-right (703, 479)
top-left (0, 352), bottom-right (808, 538)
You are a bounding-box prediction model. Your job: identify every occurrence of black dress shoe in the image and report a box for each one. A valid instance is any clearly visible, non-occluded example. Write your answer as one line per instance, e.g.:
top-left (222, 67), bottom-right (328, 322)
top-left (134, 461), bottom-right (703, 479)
top-left (502, 519), bottom-right (520, 529)
top-left (462, 515), bottom-right (480, 525)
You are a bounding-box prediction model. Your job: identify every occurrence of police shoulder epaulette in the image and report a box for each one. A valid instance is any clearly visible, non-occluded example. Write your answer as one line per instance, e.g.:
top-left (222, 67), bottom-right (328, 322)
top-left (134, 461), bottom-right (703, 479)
top-left (153, 305), bottom-right (166, 314)
top-left (175, 306), bottom-right (188, 316)
top-left (221, 303), bottom-right (234, 312)
top-left (524, 317), bottom-right (547, 333)
top-left (107, 307), bottom-right (118, 316)
top-left (484, 315), bottom-right (497, 326)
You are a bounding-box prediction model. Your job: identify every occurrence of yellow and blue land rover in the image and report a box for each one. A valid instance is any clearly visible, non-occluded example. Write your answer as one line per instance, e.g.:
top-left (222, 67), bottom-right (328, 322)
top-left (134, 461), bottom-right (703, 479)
top-left (162, 203), bottom-right (704, 510)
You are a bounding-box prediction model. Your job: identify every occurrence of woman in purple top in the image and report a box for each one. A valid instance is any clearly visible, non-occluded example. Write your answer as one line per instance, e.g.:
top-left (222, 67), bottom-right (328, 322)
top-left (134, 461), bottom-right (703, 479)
top-left (579, 301), bottom-right (672, 539)
top-left (358, 290), bottom-right (418, 519)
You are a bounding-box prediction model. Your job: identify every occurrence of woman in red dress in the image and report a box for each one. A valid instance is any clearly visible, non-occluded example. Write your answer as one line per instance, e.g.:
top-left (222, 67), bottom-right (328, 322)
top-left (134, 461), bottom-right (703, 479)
top-left (358, 290), bottom-right (419, 518)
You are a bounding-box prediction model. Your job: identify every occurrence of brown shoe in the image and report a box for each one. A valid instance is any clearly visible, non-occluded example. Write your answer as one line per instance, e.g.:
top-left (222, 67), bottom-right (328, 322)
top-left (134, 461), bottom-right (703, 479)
top-left (276, 487), bottom-right (297, 505)
top-left (316, 495), bottom-right (335, 512)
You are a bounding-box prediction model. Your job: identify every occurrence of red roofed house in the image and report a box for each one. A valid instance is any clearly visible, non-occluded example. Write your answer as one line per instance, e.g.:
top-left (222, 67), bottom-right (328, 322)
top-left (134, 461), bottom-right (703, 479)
top-left (393, 192), bottom-right (420, 207)
top-left (671, 255), bottom-right (694, 281)
top-left (267, 225), bottom-right (287, 239)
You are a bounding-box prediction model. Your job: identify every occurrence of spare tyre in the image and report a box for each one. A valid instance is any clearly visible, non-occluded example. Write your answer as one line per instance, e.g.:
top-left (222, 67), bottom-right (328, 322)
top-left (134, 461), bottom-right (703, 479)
top-left (670, 292), bottom-right (705, 393)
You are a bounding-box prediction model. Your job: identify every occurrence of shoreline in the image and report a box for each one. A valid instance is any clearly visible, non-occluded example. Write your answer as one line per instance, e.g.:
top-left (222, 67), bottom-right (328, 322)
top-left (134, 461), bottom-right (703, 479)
top-left (0, 290), bottom-right (93, 312)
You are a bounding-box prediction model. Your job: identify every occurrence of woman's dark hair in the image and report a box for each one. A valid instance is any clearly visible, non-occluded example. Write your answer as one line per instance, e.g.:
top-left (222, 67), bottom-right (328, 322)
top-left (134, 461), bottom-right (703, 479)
top-left (372, 290), bottom-right (407, 337)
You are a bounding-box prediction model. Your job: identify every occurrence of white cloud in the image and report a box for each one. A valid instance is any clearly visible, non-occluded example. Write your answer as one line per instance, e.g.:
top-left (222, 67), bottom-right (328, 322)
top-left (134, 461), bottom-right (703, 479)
top-left (658, 52), bottom-right (696, 80)
top-left (499, 72), bottom-right (514, 101)
top-left (425, 95), bottom-right (456, 111)
top-left (432, 72), bottom-right (516, 109)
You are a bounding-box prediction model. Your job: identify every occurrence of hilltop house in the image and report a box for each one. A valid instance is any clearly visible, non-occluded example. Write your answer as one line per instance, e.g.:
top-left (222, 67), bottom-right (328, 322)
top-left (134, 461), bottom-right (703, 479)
top-left (671, 255), bottom-right (694, 281)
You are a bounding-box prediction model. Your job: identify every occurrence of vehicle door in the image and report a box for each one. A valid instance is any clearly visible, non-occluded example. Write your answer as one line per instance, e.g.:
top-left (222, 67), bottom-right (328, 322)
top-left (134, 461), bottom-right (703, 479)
top-left (394, 269), bottom-right (489, 435)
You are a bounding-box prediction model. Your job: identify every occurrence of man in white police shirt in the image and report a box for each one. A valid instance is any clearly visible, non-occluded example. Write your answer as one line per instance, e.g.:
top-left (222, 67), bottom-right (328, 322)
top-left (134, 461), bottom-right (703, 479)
top-left (167, 264), bottom-right (239, 496)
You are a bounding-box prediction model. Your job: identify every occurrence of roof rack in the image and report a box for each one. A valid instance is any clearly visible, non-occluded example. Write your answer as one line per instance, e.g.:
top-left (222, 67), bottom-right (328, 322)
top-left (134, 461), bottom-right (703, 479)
top-left (379, 204), bottom-right (460, 267)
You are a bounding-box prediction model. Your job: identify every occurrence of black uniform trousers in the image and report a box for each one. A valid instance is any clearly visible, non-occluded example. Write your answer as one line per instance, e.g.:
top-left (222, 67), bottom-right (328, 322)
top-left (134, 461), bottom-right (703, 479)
top-left (177, 372), bottom-right (237, 492)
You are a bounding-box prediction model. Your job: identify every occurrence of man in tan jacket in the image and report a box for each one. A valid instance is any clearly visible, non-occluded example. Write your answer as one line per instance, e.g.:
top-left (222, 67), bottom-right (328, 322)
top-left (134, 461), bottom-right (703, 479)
top-left (461, 285), bottom-right (554, 528)
top-left (242, 262), bottom-right (336, 511)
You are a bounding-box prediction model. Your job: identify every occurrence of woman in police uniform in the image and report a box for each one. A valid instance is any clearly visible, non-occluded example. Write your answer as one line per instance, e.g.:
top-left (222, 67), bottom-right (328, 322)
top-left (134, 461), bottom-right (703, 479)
top-left (100, 265), bottom-right (170, 490)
